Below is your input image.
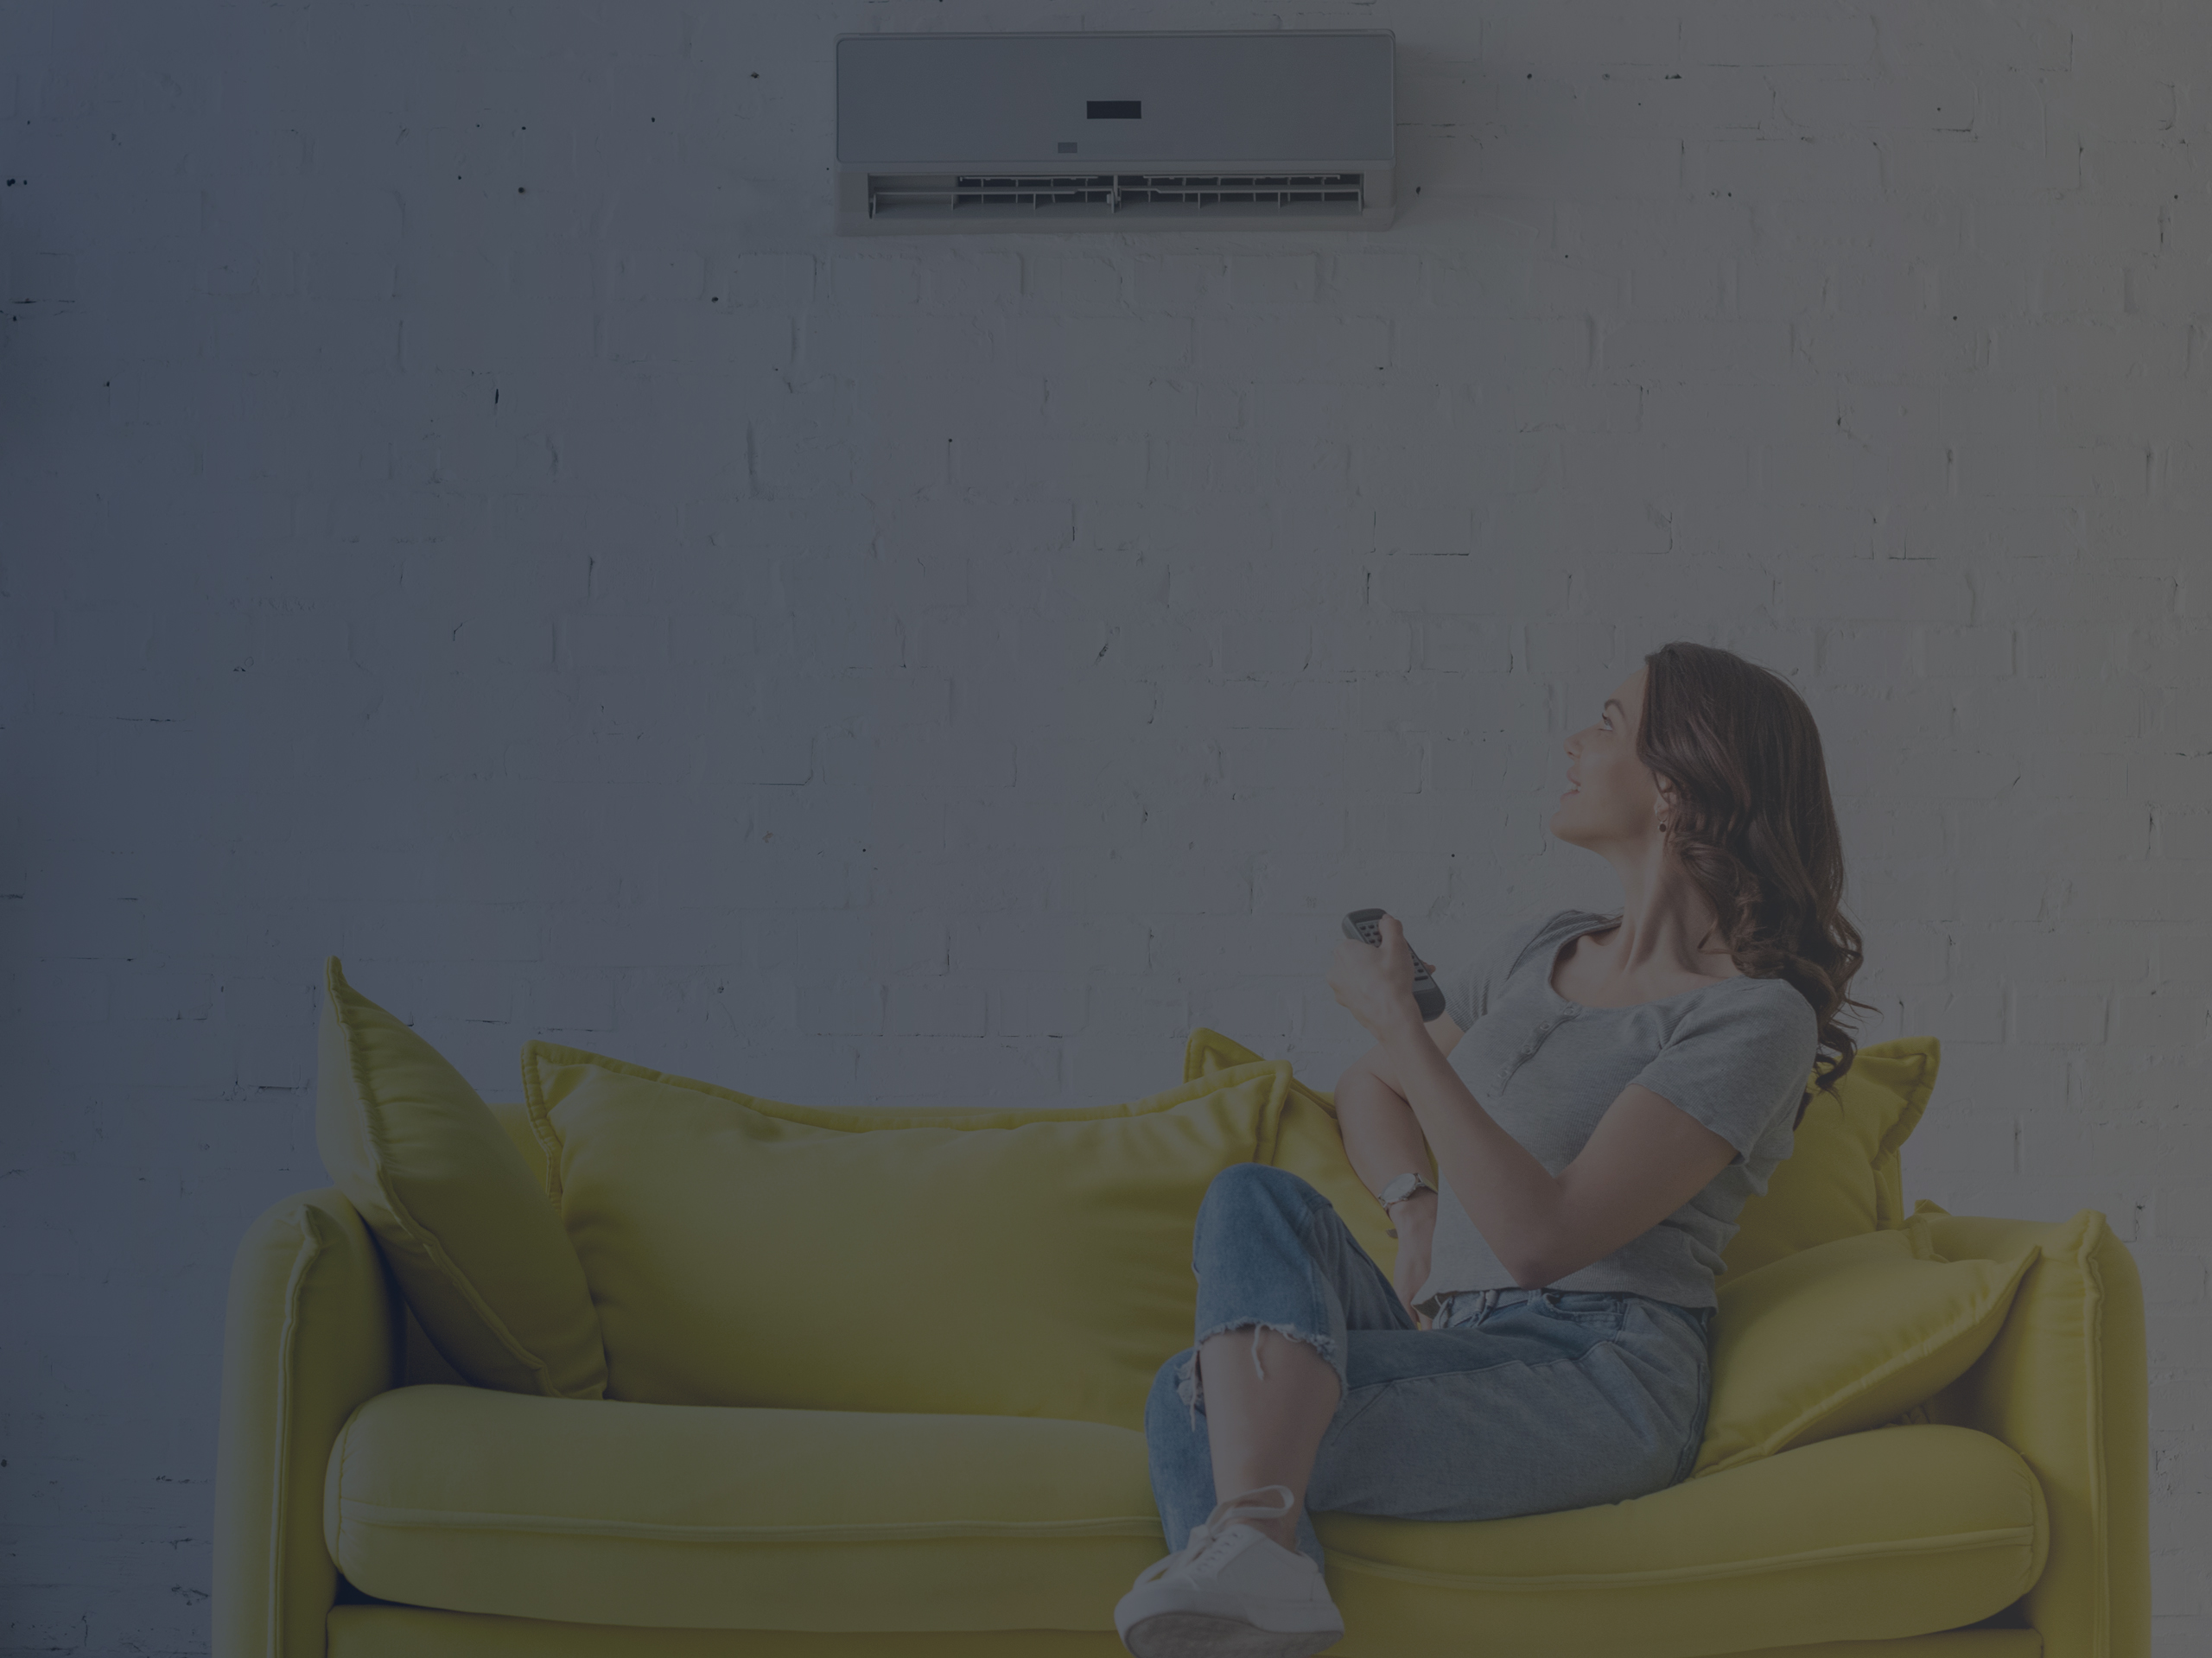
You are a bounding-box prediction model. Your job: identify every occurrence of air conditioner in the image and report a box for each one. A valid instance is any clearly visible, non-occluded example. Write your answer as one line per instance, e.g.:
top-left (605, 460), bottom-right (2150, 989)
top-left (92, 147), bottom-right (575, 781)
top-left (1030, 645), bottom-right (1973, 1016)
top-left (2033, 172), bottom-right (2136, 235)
top-left (833, 29), bottom-right (1395, 234)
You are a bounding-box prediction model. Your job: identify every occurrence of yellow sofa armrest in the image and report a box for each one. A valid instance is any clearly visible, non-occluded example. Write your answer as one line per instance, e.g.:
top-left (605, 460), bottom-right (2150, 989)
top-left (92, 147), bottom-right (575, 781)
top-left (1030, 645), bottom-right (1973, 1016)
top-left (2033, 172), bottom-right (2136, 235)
top-left (1910, 1203), bottom-right (2151, 1658)
top-left (213, 1188), bottom-right (404, 1658)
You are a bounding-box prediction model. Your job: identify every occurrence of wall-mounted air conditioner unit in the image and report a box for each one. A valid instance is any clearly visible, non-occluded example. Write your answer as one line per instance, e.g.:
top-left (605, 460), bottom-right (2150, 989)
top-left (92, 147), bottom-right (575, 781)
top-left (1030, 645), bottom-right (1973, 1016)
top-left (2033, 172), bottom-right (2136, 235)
top-left (834, 30), bottom-right (1395, 234)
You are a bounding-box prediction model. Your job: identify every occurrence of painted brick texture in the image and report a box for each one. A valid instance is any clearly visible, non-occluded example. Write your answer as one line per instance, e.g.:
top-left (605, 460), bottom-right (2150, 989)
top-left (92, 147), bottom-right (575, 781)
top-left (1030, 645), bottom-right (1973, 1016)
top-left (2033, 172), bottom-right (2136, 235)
top-left (2, 1), bottom-right (2208, 1652)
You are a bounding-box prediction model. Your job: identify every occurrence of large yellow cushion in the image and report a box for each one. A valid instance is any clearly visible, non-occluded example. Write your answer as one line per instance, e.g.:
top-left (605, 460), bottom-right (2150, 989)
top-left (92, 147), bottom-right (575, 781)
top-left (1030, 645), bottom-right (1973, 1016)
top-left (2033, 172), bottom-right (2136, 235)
top-left (1183, 1026), bottom-right (1940, 1280)
top-left (520, 1043), bottom-right (1293, 1429)
top-left (1694, 1218), bottom-right (2039, 1477)
top-left (1724, 1035), bottom-right (1940, 1276)
top-left (324, 1383), bottom-right (2044, 1649)
top-left (315, 958), bottom-right (605, 1399)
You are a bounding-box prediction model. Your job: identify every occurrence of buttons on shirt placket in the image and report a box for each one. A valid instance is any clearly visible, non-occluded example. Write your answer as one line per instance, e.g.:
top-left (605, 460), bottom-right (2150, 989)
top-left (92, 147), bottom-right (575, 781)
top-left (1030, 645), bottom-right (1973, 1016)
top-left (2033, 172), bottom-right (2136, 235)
top-left (1493, 1004), bottom-right (1578, 1095)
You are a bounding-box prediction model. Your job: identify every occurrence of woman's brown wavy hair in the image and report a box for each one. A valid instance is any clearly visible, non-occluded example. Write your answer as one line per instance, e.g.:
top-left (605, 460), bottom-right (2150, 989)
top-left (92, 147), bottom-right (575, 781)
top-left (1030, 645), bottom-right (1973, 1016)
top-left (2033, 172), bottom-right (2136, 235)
top-left (1634, 642), bottom-right (1876, 1128)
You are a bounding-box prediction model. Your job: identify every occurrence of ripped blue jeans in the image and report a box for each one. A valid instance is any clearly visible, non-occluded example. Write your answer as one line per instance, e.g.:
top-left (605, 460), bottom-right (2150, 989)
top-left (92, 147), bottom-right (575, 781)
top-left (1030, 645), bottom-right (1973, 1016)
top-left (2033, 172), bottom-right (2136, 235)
top-left (1145, 1163), bottom-right (1714, 1571)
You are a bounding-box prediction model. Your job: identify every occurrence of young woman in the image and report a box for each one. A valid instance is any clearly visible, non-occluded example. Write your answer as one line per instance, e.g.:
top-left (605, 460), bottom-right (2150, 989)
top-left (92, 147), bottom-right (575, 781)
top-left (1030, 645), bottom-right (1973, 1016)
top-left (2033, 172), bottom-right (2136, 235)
top-left (1113, 641), bottom-right (1874, 1658)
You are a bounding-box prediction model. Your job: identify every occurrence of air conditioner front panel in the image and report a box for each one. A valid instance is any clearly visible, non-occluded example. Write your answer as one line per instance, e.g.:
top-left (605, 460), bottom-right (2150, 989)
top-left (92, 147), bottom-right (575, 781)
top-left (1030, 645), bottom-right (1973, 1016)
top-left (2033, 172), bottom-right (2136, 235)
top-left (834, 31), bottom-right (1395, 168)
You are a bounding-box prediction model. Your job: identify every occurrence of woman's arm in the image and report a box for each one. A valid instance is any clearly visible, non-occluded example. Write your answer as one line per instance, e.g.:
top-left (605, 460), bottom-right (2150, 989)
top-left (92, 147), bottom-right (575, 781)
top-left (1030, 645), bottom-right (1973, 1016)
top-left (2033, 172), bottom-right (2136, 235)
top-left (1378, 1015), bottom-right (1738, 1287)
top-left (1332, 914), bottom-right (1739, 1290)
top-left (1334, 1017), bottom-right (1460, 1323)
top-left (1332, 1013), bottom-right (1462, 1197)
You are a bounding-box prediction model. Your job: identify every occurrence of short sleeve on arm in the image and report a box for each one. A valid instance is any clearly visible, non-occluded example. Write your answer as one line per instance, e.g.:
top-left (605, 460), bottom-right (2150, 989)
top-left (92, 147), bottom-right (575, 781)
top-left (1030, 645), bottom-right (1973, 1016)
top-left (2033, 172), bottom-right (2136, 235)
top-left (1434, 910), bottom-right (1575, 1034)
top-left (1628, 982), bottom-right (1821, 1162)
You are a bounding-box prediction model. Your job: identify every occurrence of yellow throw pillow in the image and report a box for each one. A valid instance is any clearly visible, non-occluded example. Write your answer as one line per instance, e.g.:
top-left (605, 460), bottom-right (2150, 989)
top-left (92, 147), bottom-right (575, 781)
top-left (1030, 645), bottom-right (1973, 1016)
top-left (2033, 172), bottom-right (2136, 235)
top-left (1182, 1028), bottom-right (1398, 1272)
top-left (520, 1042), bottom-right (1294, 1431)
top-left (1185, 1027), bottom-right (1340, 1117)
top-left (315, 958), bottom-right (606, 1400)
top-left (1693, 1219), bottom-right (2039, 1478)
top-left (1722, 1036), bottom-right (1940, 1278)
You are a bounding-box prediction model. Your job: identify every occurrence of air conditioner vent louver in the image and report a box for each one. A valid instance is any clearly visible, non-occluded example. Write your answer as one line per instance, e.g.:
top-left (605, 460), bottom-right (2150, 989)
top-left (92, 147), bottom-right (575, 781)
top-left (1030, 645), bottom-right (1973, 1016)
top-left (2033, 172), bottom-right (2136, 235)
top-left (868, 172), bottom-right (1367, 220)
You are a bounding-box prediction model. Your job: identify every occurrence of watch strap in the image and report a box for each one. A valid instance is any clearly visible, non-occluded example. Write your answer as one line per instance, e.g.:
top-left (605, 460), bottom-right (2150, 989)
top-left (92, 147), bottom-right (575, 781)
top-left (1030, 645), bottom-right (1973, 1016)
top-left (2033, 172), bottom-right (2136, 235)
top-left (1376, 1171), bottom-right (1435, 1210)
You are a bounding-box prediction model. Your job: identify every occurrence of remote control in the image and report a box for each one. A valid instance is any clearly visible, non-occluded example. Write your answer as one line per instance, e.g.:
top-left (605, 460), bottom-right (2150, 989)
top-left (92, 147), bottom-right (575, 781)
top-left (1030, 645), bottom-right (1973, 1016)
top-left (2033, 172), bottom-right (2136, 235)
top-left (1343, 908), bottom-right (1447, 1022)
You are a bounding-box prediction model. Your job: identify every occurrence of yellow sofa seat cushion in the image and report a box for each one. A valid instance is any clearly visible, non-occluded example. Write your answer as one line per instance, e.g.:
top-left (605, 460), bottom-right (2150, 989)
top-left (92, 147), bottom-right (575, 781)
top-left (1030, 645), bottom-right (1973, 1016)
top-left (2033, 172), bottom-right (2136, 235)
top-left (1695, 1220), bottom-right (2040, 1477)
top-left (520, 1043), bottom-right (1294, 1429)
top-left (1320, 1423), bottom-right (2044, 1657)
top-left (326, 1386), bottom-right (2044, 1649)
top-left (1184, 1027), bottom-right (1941, 1280)
top-left (314, 958), bottom-right (606, 1400)
top-left (325, 1385), bottom-right (1165, 1633)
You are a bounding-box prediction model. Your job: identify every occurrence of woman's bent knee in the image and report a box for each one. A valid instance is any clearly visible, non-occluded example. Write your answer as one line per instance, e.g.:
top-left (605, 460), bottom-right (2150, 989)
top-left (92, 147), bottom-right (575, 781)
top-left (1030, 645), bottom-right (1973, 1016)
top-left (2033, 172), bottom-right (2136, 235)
top-left (1192, 1164), bottom-right (1333, 1282)
top-left (1200, 1161), bottom-right (1319, 1217)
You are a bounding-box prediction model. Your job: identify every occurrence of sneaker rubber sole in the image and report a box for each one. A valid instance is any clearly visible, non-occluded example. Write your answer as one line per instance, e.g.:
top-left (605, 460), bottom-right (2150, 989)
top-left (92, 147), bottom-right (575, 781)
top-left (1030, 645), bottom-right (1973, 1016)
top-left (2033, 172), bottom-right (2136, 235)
top-left (1122, 1610), bottom-right (1344, 1658)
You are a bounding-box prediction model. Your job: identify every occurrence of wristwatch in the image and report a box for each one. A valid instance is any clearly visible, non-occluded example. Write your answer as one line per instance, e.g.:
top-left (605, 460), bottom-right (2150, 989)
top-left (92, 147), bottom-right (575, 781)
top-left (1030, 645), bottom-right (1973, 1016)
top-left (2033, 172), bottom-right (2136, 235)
top-left (1376, 1171), bottom-right (1435, 1236)
top-left (1376, 1171), bottom-right (1435, 1209)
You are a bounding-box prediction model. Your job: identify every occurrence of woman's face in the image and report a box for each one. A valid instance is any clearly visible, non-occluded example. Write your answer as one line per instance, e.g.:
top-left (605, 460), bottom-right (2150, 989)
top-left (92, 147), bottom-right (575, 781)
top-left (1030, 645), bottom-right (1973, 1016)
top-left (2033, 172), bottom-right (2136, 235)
top-left (1551, 666), bottom-right (1670, 853)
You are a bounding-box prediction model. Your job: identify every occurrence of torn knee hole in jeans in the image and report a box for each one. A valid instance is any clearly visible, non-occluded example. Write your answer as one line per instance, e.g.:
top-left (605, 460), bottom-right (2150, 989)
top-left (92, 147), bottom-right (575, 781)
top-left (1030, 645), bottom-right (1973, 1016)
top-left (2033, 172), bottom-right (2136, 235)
top-left (1177, 1320), bottom-right (1338, 1431)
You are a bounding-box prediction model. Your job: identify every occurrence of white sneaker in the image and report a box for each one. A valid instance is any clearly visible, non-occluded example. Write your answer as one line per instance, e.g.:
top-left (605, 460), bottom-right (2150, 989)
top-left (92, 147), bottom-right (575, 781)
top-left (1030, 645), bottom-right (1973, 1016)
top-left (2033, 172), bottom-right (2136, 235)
top-left (1114, 1484), bottom-right (1345, 1657)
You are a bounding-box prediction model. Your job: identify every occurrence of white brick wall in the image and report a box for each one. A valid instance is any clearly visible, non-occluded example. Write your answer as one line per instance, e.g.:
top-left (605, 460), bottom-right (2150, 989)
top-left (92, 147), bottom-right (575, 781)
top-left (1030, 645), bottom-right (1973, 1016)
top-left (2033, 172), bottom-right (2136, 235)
top-left (3, 1), bottom-right (2207, 1649)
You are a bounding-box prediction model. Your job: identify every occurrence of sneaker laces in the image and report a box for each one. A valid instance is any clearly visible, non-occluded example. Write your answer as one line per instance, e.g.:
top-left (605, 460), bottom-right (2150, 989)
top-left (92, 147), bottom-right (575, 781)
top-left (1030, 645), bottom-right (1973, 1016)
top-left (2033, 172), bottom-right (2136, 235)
top-left (1135, 1484), bottom-right (1299, 1588)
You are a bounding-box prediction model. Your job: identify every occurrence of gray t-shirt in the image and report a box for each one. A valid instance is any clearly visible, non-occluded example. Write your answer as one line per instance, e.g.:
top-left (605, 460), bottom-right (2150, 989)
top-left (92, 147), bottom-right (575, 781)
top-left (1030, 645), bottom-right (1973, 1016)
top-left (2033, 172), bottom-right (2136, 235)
top-left (1412, 906), bottom-right (1821, 1314)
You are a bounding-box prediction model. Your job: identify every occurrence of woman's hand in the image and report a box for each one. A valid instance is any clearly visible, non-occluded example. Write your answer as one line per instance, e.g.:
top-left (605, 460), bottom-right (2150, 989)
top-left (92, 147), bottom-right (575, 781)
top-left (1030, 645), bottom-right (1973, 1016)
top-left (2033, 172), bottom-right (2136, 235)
top-left (1388, 1189), bottom-right (1438, 1329)
top-left (1329, 912), bottom-right (1423, 1043)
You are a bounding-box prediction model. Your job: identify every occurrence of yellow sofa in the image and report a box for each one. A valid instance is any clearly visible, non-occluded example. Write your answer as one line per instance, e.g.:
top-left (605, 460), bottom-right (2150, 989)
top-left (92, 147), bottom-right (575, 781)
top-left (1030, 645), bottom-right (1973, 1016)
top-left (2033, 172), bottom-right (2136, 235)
top-left (213, 1026), bottom-right (2149, 1658)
